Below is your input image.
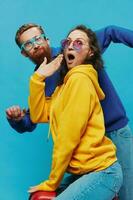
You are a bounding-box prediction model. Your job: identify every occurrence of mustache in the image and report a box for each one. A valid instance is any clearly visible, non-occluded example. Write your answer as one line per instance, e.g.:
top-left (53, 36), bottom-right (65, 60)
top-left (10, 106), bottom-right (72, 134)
top-left (33, 46), bottom-right (44, 54)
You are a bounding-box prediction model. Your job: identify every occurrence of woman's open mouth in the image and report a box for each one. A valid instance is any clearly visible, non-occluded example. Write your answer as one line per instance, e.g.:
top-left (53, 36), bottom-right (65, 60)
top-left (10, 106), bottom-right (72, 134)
top-left (66, 53), bottom-right (75, 64)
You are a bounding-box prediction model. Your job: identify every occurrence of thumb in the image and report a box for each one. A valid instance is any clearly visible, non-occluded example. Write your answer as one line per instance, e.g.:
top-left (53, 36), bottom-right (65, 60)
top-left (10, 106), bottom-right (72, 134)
top-left (43, 57), bottom-right (47, 65)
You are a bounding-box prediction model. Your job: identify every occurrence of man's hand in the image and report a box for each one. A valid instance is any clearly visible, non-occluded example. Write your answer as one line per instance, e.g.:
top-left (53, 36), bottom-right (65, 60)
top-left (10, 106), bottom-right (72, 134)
top-left (36, 54), bottom-right (63, 77)
top-left (6, 105), bottom-right (26, 121)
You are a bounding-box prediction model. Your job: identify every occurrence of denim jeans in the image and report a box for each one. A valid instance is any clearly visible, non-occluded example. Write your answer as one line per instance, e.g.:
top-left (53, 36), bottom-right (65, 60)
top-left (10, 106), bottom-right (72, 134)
top-left (107, 125), bottom-right (133, 200)
top-left (55, 161), bottom-right (123, 200)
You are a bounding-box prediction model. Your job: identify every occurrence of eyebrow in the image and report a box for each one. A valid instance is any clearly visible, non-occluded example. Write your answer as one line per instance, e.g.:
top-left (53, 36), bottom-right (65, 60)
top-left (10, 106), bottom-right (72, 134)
top-left (67, 37), bottom-right (87, 42)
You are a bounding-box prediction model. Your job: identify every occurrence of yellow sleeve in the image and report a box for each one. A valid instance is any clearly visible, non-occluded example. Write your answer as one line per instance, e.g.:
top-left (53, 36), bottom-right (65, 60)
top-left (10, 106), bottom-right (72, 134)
top-left (36, 73), bottom-right (96, 191)
top-left (28, 72), bottom-right (51, 123)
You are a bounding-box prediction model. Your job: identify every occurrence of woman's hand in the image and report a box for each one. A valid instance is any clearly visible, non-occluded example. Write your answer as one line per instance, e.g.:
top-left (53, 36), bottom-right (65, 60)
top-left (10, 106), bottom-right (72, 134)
top-left (29, 189), bottom-right (56, 200)
top-left (28, 184), bottom-right (41, 193)
top-left (28, 183), bottom-right (56, 199)
top-left (36, 54), bottom-right (63, 77)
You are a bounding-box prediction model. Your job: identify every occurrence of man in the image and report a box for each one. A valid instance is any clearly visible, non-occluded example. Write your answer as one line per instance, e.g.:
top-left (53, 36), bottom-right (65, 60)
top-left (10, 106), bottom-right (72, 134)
top-left (6, 23), bottom-right (133, 200)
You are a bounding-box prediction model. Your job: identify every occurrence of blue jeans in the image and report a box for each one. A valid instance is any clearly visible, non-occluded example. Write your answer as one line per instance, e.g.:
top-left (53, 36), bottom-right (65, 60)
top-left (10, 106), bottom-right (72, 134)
top-left (55, 162), bottom-right (123, 200)
top-left (107, 125), bottom-right (133, 200)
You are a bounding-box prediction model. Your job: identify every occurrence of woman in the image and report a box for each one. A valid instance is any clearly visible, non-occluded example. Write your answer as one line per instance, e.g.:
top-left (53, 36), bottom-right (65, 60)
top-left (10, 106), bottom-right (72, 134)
top-left (28, 25), bottom-right (123, 200)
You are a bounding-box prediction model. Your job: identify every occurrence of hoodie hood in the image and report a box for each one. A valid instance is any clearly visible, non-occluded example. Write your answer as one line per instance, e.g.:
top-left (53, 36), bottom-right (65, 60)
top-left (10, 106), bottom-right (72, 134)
top-left (64, 64), bottom-right (105, 100)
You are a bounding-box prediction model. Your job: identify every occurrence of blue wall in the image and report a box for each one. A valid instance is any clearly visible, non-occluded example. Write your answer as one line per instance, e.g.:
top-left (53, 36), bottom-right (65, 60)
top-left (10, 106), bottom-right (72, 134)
top-left (0, 1), bottom-right (133, 199)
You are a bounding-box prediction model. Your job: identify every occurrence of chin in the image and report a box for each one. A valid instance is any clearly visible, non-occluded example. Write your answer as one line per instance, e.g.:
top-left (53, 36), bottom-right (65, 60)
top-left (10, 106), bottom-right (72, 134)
top-left (67, 61), bottom-right (75, 69)
top-left (31, 56), bottom-right (44, 65)
top-left (67, 64), bottom-right (73, 70)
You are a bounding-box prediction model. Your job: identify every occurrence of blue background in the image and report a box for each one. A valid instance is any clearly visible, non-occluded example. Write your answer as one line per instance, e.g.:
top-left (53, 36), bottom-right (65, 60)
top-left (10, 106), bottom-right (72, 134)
top-left (0, 1), bottom-right (133, 199)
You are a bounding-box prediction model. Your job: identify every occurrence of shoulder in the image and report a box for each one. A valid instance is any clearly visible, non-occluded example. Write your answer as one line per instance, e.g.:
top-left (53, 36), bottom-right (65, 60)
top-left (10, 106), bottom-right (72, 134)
top-left (66, 73), bottom-right (94, 93)
top-left (68, 72), bottom-right (92, 85)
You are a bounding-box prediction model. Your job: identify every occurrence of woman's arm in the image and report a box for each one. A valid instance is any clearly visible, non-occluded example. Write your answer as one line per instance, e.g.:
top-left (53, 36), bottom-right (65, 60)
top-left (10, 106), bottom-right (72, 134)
top-left (29, 55), bottom-right (63, 123)
top-left (29, 73), bottom-right (51, 123)
top-left (29, 73), bottom-right (96, 192)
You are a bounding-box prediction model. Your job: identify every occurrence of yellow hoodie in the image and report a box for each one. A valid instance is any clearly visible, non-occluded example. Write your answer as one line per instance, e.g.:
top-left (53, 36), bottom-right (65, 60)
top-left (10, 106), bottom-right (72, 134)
top-left (29, 64), bottom-right (117, 191)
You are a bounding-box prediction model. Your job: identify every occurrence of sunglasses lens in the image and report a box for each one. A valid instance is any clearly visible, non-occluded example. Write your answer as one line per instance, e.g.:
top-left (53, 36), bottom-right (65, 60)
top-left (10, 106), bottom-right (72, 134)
top-left (61, 39), bottom-right (70, 49)
top-left (73, 40), bottom-right (83, 51)
top-left (61, 39), bottom-right (83, 51)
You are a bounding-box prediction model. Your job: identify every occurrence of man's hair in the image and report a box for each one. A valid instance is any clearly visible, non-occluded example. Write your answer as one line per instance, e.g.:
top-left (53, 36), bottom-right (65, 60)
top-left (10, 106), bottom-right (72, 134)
top-left (58, 24), bottom-right (104, 85)
top-left (15, 23), bottom-right (44, 48)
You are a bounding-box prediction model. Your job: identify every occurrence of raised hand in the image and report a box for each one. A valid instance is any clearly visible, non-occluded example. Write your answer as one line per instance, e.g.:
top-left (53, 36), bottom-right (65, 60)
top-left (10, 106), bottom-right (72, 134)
top-left (36, 54), bottom-right (63, 77)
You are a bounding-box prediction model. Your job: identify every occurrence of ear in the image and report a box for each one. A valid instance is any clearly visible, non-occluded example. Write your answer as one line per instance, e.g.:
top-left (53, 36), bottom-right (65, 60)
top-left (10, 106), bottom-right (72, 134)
top-left (88, 49), bottom-right (94, 57)
top-left (21, 49), bottom-right (28, 57)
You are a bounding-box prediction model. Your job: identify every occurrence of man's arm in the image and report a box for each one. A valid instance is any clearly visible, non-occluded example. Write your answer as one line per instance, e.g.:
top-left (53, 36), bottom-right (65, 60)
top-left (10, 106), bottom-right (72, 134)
top-left (95, 25), bottom-right (133, 53)
top-left (6, 106), bottom-right (37, 133)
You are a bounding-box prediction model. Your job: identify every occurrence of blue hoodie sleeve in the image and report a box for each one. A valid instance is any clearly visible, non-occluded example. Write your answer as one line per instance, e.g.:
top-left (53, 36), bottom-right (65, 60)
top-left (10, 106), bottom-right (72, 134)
top-left (7, 110), bottom-right (37, 133)
top-left (95, 25), bottom-right (133, 54)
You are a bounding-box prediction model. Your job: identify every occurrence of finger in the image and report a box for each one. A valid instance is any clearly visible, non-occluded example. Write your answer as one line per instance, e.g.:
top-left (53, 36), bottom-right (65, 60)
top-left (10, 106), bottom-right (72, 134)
top-left (6, 106), bottom-right (21, 118)
top-left (28, 189), bottom-right (36, 193)
top-left (10, 106), bottom-right (18, 112)
top-left (6, 109), bottom-right (12, 117)
top-left (6, 108), bottom-right (12, 115)
top-left (28, 187), bottom-right (38, 193)
top-left (15, 106), bottom-right (21, 115)
top-left (43, 57), bottom-right (47, 65)
top-left (6, 107), bottom-right (15, 116)
top-left (58, 55), bottom-right (63, 63)
top-left (8, 106), bottom-right (21, 119)
top-left (56, 56), bottom-right (63, 69)
top-left (55, 54), bottom-right (63, 61)
top-left (57, 53), bottom-right (63, 58)
top-left (52, 55), bottom-right (63, 66)
top-left (58, 54), bottom-right (63, 61)
top-left (12, 106), bottom-right (20, 117)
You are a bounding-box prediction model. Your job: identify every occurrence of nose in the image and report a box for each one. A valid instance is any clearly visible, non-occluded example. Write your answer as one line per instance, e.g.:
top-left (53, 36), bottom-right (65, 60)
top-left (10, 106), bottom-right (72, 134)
top-left (33, 42), bottom-right (39, 49)
top-left (68, 41), bottom-right (74, 50)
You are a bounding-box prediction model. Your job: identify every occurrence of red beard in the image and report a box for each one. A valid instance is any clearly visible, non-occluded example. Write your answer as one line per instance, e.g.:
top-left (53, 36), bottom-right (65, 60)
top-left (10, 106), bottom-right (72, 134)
top-left (30, 46), bottom-right (51, 65)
